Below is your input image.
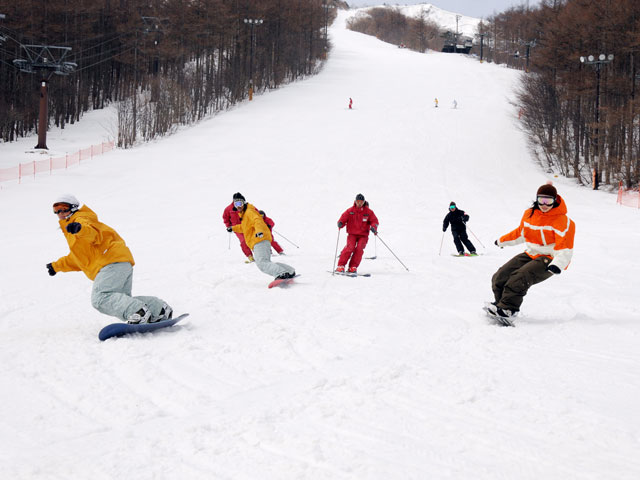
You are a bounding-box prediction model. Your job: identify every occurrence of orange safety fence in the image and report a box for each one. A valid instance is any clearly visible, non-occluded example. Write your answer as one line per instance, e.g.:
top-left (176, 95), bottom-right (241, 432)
top-left (0, 141), bottom-right (114, 185)
top-left (617, 181), bottom-right (640, 208)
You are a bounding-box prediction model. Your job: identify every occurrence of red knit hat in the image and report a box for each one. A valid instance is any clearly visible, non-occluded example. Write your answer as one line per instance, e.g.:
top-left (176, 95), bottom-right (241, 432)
top-left (536, 182), bottom-right (557, 198)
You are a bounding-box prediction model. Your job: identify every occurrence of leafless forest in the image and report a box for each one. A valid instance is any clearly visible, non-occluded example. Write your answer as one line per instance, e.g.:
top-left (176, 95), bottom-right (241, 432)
top-left (0, 0), bottom-right (339, 148)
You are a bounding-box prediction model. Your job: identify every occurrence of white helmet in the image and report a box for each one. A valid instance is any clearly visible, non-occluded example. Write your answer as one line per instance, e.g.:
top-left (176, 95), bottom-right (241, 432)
top-left (53, 194), bottom-right (80, 213)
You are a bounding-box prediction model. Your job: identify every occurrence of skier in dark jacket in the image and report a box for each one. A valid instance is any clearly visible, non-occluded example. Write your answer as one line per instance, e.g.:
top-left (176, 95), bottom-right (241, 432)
top-left (336, 193), bottom-right (379, 274)
top-left (443, 201), bottom-right (476, 256)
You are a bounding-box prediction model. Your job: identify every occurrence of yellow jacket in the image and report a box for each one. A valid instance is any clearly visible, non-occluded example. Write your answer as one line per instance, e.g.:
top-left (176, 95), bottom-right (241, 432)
top-left (52, 205), bottom-right (134, 280)
top-left (231, 203), bottom-right (272, 250)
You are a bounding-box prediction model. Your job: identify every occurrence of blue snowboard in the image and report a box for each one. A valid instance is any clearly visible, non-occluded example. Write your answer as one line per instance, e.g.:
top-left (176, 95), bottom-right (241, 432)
top-left (99, 313), bottom-right (189, 341)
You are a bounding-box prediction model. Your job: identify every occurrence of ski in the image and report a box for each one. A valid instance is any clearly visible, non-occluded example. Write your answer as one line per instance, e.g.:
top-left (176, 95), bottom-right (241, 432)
top-left (327, 271), bottom-right (371, 277)
top-left (451, 253), bottom-right (480, 257)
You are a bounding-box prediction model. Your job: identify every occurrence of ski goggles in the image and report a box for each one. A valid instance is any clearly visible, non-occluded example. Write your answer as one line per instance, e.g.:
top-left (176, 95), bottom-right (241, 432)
top-left (536, 196), bottom-right (555, 206)
top-left (53, 208), bottom-right (71, 215)
top-left (233, 200), bottom-right (244, 208)
top-left (449, 205), bottom-right (456, 210)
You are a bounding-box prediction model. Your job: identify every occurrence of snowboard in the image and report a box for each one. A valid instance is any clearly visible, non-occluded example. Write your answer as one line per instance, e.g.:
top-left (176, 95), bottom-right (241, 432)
top-left (99, 313), bottom-right (189, 341)
top-left (327, 270), bottom-right (372, 277)
top-left (482, 306), bottom-right (515, 327)
top-left (268, 274), bottom-right (299, 289)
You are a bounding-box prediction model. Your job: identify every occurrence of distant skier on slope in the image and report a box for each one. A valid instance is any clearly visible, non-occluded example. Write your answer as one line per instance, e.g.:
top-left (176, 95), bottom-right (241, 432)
top-left (46, 194), bottom-right (172, 324)
top-left (335, 193), bottom-right (379, 274)
top-left (487, 182), bottom-right (575, 320)
top-left (231, 196), bottom-right (295, 281)
top-left (223, 192), bottom-right (254, 263)
top-left (259, 210), bottom-right (285, 255)
top-left (443, 201), bottom-right (476, 256)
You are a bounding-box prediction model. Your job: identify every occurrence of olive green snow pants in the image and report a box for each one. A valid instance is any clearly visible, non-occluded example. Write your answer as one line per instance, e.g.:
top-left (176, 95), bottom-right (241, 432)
top-left (491, 252), bottom-right (554, 312)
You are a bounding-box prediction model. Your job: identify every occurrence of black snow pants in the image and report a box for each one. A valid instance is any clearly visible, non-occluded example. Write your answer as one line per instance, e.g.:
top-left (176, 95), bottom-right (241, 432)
top-left (452, 228), bottom-right (475, 254)
top-left (491, 252), bottom-right (554, 312)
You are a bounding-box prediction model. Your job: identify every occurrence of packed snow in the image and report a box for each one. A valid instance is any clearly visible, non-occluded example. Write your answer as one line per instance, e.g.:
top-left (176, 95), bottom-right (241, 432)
top-left (1, 9), bottom-right (639, 480)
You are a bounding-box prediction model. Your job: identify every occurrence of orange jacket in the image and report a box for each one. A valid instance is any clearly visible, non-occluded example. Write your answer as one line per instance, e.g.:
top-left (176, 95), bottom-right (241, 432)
top-left (497, 195), bottom-right (575, 271)
top-left (52, 205), bottom-right (134, 280)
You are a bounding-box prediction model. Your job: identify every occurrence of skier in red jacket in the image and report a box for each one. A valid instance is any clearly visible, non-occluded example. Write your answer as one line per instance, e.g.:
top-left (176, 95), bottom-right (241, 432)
top-left (223, 192), bottom-right (253, 262)
top-left (259, 210), bottom-right (285, 255)
top-left (336, 194), bottom-right (379, 274)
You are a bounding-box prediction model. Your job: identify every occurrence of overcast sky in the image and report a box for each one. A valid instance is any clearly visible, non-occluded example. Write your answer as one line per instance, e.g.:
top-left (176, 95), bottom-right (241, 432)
top-left (347, 1), bottom-right (542, 19)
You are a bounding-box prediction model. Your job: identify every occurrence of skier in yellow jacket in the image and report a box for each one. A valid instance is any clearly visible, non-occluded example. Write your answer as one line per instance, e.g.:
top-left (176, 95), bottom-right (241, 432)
top-left (47, 194), bottom-right (172, 324)
top-left (488, 182), bottom-right (575, 320)
top-left (229, 197), bottom-right (295, 280)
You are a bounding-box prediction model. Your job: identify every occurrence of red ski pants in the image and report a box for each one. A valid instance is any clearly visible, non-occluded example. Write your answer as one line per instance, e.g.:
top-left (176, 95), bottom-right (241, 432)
top-left (271, 240), bottom-right (284, 254)
top-left (338, 234), bottom-right (369, 268)
top-left (235, 232), bottom-right (252, 257)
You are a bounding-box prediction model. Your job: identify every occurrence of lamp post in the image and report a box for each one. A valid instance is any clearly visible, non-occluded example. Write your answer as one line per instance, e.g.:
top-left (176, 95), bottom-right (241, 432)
top-left (580, 53), bottom-right (614, 189)
top-left (244, 18), bottom-right (263, 101)
top-left (478, 33), bottom-right (487, 63)
top-left (523, 41), bottom-right (535, 72)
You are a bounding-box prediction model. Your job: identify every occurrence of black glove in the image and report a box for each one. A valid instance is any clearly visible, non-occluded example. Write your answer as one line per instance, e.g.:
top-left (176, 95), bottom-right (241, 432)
top-left (337, 222), bottom-right (344, 228)
top-left (547, 264), bottom-right (561, 275)
top-left (370, 226), bottom-right (377, 235)
top-left (226, 227), bottom-right (233, 232)
top-left (494, 240), bottom-right (503, 249)
top-left (443, 227), bottom-right (447, 232)
top-left (46, 263), bottom-right (56, 276)
top-left (66, 222), bottom-right (82, 234)
top-left (255, 232), bottom-right (264, 238)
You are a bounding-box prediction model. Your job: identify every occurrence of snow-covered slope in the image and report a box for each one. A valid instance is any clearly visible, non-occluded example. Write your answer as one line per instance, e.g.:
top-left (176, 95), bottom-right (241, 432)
top-left (360, 3), bottom-right (481, 37)
top-left (1, 10), bottom-right (639, 480)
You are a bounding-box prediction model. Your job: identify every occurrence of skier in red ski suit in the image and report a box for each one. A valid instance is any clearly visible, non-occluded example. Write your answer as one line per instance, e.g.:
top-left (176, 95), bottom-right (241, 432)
top-left (336, 194), bottom-right (379, 273)
top-left (259, 210), bottom-right (285, 255)
top-left (223, 192), bottom-right (253, 261)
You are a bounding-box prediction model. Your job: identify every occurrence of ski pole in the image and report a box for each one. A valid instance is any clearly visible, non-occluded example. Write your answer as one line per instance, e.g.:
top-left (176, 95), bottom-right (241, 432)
top-left (332, 228), bottom-right (341, 274)
top-left (466, 227), bottom-right (485, 249)
top-left (438, 231), bottom-right (445, 256)
top-left (228, 231), bottom-right (231, 250)
top-left (375, 233), bottom-right (409, 271)
top-left (273, 229), bottom-right (300, 249)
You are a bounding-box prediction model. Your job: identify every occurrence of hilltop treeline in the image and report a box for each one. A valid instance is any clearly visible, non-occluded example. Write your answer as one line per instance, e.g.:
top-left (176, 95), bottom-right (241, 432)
top-left (347, 8), bottom-right (443, 52)
top-left (0, 0), bottom-right (337, 147)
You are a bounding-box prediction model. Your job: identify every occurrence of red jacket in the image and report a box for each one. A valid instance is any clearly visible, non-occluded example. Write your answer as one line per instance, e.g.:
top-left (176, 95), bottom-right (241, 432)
top-left (338, 201), bottom-right (379, 236)
top-left (262, 214), bottom-right (275, 231)
top-left (222, 203), bottom-right (241, 228)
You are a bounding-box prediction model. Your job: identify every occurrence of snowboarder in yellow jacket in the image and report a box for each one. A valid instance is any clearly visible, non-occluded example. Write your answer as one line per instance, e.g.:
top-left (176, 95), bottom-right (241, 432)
top-left (47, 194), bottom-right (172, 324)
top-left (230, 197), bottom-right (295, 280)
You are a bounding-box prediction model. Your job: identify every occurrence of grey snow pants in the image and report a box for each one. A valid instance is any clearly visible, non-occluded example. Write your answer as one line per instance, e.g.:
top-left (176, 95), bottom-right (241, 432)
top-left (252, 240), bottom-right (295, 278)
top-left (91, 262), bottom-right (167, 322)
top-left (491, 252), bottom-right (553, 312)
